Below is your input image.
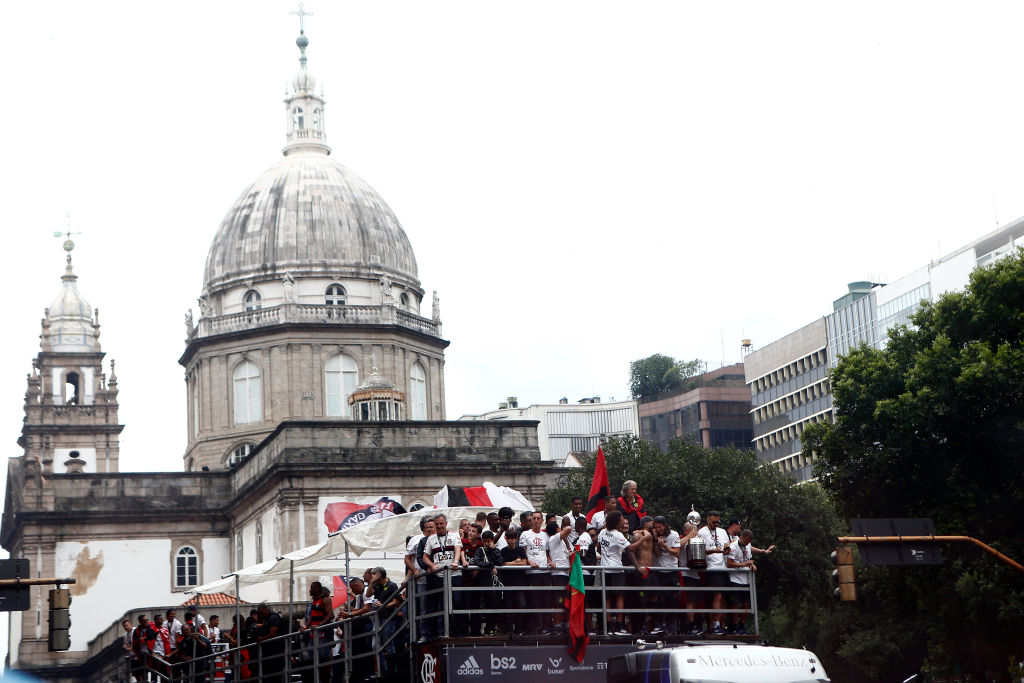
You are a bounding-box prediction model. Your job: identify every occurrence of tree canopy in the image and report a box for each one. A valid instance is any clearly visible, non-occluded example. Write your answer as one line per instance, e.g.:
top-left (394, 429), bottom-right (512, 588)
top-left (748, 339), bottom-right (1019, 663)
top-left (802, 249), bottom-right (1024, 681)
top-left (629, 354), bottom-right (704, 400)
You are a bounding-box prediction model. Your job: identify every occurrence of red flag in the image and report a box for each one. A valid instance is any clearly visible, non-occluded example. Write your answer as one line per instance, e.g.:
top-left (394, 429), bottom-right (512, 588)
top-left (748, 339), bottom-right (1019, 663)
top-left (565, 548), bottom-right (588, 662)
top-left (585, 447), bottom-right (610, 522)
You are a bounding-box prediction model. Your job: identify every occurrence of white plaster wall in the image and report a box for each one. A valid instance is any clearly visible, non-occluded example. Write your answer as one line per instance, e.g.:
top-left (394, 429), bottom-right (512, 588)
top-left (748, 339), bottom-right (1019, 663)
top-left (929, 248), bottom-right (976, 299)
top-left (260, 507), bottom-right (279, 563)
top-left (875, 265), bottom-right (929, 307)
top-left (9, 603), bottom-right (22, 667)
top-left (241, 521), bottom-right (257, 568)
top-left (53, 448), bottom-right (98, 473)
top-left (51, 367), bottom-right (63, 401)
top-left (82, 367), bottom-right (95, 404)
top-left (201, 537), bottom-right (230, 586)
top-left (55, 539), bottom-right (178, 652)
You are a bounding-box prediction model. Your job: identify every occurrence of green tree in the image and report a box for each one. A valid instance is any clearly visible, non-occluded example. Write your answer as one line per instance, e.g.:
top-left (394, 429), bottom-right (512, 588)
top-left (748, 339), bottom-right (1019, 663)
top-left (629, 354), bottom-right (704, 400)
top-left (544, 435), bottom-right (846, 672)
top-left (802, 249), bottom-right (1024, 681)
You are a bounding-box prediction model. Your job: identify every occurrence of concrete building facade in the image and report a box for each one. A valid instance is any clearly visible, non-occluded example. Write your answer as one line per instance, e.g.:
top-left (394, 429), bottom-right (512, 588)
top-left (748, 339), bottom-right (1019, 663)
top-left (637, 364), bottom-right (754, 453)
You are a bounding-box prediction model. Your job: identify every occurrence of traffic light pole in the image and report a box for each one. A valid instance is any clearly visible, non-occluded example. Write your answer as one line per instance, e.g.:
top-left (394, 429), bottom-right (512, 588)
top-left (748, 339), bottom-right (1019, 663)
top-left (0, 578), bottom-right (76, 587)
top-left (837, 535), bottom-right (1024, 573)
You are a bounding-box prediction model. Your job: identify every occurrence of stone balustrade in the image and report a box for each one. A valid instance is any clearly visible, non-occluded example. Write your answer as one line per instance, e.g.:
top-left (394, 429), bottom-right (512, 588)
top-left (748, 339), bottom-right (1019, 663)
top-left (195, 303), bottom-right (441, 339)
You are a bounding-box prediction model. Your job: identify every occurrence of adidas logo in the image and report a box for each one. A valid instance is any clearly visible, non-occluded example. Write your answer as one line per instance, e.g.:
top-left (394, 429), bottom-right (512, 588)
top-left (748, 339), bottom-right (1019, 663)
top-left (457, 656), bottom-right (484, 675)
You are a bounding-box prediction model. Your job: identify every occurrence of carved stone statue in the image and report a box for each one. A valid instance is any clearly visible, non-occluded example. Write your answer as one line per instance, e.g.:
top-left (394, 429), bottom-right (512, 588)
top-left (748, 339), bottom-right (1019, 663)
top-left (197, 294), bottom-right (214, 318)
top-left (184, 309), bottom-right (194, 337)
top-left (432, 290), bottom-right (440, 321)
top-left (282, 272), bottom-right (296, 302)
top-left (380, 274), bottom-right (393, 303)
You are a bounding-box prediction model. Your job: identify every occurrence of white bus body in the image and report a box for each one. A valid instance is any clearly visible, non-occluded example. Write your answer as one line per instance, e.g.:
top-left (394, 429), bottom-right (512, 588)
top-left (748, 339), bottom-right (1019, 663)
top-left (607, 643), bottom-right (829, 683)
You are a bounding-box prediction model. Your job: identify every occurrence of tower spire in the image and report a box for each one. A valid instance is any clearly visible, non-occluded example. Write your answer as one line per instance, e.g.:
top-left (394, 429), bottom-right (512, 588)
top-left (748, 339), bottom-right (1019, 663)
top-left (283, 2), bottom-right (330, 157)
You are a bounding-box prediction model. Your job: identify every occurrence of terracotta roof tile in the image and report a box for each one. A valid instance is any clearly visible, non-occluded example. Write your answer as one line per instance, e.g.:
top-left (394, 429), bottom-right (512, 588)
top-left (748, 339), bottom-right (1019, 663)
top-left (179, 592), bottom-right (249, 607)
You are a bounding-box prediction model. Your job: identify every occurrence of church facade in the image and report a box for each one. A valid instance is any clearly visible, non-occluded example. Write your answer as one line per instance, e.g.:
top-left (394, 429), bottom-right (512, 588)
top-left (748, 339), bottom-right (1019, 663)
top-left (2, 25), bottom-right (559, 679)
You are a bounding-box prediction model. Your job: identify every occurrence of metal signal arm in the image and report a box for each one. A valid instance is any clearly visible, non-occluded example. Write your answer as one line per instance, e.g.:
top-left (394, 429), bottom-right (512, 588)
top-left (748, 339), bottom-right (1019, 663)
top-left (838, 535), bottom-right (1023, 573)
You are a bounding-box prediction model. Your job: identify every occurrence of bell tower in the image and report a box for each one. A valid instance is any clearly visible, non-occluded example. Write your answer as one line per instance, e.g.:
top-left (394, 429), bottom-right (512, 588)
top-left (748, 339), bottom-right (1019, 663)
top-left (19, 237), bottom-right (123, 473)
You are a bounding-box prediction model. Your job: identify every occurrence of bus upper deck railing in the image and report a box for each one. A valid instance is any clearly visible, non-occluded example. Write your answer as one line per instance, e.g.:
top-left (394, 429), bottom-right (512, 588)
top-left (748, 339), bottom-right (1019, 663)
top-left (127, 564), bottom-right (757, 682)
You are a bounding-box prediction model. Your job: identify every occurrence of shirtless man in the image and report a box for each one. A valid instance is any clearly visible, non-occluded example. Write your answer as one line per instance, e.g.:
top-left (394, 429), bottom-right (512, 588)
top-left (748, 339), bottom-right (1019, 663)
top-left (629, 516), bottom-right (658, 633)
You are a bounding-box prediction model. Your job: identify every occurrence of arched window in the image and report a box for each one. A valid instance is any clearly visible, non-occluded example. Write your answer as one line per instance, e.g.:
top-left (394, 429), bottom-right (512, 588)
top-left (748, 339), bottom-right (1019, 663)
top-left (226, 443), bottom-right (254, 468)
top-left (244, 290), bottom-right (262, 311)
top-left (410, 362), bottom-right (427, 420)
top-left (175, 546), bottom-right (199, 588)
top-left (409, 503), bottom-right (425, 513)
top-left (325, 284), bottom-right (346, 305)
top-left (233, 360), bottom-right (262, 424)
top-left (292, 106), bottom-right (304, 129)
top-left (325, 354), bottom-right (359, 417)
top-left (313, 107), bottom-right (322, 131)
top-left (399, 293), bottom-right (410, 309)
top-left (255, 522), bottom-right (264, 564)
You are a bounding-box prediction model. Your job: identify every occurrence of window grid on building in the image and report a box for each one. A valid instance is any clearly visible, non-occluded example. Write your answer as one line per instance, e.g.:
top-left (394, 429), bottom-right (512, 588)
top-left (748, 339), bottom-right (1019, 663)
top-left (233, 360), bottom-right (262, 424)
top-left (175, 546), bottom-right (198, 588)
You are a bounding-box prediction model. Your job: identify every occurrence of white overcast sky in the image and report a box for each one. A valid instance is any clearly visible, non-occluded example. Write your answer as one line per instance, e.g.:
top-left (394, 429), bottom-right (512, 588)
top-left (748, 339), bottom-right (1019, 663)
top-left (4, 0), bottom-right (1024, 481)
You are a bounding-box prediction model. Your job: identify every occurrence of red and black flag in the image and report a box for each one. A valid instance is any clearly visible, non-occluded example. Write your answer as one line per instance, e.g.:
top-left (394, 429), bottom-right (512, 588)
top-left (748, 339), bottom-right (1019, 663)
top-left (585, 446), bottom-right (610, 522)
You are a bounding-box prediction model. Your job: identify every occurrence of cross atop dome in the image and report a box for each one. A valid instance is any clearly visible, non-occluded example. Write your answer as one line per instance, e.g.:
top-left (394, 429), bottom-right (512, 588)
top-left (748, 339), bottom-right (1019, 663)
top-left (282, 2), bottom-right (330, 156)
top-left (290, 3), bottom-right (313, 35)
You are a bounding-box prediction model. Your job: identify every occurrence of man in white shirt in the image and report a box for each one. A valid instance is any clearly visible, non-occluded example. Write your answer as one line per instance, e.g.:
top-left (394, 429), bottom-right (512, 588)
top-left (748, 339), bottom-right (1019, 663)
top-left (589, 496), bottom-right (618, 532)
top-left (726, 529), bottom-right (757, 635)
top-left (519, 511), bottom-right (552, 634)
top-left (546, 517), bottom-right (575, 634)
top-left (598, 509), bottom-right (645, 635)
top-left (697, 511), bottom-right (732, 634)
top-left (423, 513), bottom-right (468, 637)
top-left (563, 497), bottom-right (586, 532)
top-left (165, 609), bottom-right (182, 657)
top-left (652, 516), bottom-right (691, 634)
top-left (406, 515), bottom-right (435, 641)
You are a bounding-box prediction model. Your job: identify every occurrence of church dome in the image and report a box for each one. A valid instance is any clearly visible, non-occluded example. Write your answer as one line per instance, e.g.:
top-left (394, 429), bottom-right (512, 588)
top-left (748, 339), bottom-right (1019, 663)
top-left (202, 152), bottom-right (419, 292)
top-left (201, 26), bottom-right (419, 295)
top-left (44, 249), bottom-right (100, 352)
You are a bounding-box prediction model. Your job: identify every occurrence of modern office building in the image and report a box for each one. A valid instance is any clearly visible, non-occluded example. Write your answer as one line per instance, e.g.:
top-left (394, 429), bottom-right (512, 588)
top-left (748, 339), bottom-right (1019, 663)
top-left (637, 364), bottom-right (754, 453)
top-left (745, 219), bottom-right (1024, 481)
top-left (743, 324), bottom-right (831, 480)
top-left (460, 396), bottom-right (640, 464)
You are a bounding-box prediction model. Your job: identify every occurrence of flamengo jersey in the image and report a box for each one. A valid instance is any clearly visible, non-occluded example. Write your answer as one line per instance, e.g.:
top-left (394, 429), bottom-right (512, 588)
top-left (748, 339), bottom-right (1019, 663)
top-left (519, 529), bottom-right (550, 574)
top-left (424, 532), bottom-right (462, 572)
top-left (599, 528), bottom-right (628, 571)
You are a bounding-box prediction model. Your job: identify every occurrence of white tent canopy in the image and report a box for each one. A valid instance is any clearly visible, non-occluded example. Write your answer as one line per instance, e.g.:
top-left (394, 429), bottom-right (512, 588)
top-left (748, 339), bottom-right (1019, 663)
top-left (189, 506), bottom-right (503, 595)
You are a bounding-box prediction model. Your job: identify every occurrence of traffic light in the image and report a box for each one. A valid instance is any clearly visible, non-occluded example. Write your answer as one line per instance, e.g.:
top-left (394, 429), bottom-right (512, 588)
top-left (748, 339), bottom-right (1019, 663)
top-left (831, 545), bottom-right (856, 601)
top-left (48, 588), bottom-right (71, 651)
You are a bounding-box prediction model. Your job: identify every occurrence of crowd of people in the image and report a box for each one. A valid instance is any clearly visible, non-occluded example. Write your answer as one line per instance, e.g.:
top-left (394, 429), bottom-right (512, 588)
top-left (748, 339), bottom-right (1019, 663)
top-left (122, 481), bottom-right (771, 681)
top-left (406, 480), bottom-right (774, 639)
top-left (122, 572), bottom-right (403, 683)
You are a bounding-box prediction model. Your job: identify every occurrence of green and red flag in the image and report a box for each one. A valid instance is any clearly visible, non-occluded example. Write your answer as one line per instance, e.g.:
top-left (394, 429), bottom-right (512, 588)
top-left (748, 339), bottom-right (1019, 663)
top-left (565, 548), bottom-right (588, 662)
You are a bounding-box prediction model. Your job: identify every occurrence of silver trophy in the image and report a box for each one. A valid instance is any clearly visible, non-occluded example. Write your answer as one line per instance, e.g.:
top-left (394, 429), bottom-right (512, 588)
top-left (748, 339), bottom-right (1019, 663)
top-left (686, 505), bottom-right (701, 528)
